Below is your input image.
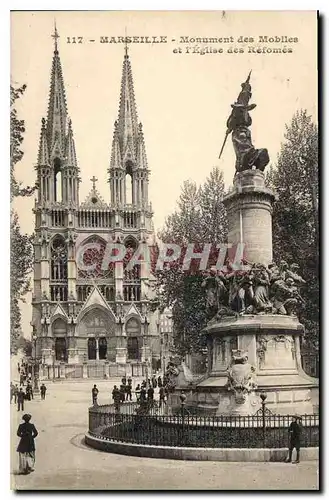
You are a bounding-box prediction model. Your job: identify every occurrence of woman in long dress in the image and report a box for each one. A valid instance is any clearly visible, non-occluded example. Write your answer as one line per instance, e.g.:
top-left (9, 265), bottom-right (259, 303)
top-left (16, 414), bottom-right (38, 475)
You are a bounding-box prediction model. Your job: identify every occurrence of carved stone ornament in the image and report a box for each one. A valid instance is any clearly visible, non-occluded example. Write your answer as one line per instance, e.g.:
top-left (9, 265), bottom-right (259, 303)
top-left (226, 349), bottom-right (257, 403)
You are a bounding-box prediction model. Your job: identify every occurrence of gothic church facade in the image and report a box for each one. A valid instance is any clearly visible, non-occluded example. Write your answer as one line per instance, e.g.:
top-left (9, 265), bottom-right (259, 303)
top-left (32, 29), bottom-right (161, 379)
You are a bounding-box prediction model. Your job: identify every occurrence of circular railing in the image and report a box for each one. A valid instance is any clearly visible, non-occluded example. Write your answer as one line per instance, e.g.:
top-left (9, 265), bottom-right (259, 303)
top-left (87, 403), bottom-right (319, 449)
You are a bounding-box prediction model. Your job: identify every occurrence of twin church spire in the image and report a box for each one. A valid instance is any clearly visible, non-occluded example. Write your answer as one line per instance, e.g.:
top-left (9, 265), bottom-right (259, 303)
top-left (36, 24), bottom-right (79, 205)
top-left (36, 26), bottom-right (149, 208)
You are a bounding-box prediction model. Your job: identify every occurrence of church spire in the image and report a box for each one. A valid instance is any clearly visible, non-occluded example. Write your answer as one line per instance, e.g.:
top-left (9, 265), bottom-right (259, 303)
top-left (46, 24), bottom-right (68, 160)
top-left (35, 25), bottom-right (79, 206)
top-left (37, 117), bottom-right (50, 166)
top-left (117, 46), bottom-right (139, 163)
top-left (65, 119), bottom-right (78, 169)
top-left (108, 48), bottom-right (149, 208)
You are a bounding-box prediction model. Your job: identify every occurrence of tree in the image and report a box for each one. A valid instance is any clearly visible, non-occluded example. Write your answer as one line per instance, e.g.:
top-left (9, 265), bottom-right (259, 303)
top-left (11, 213), bottom-right (34, 352)
top-left (160, 180), bottom-right (203, 245)
top-left (266, 110), bottom-right (319, 349)
top-left (10, 84), bottom-right (36, 353)
top-left (199, 167), bottom-right (228, 243)
top-left (156, 168), bottom-right (228, 356)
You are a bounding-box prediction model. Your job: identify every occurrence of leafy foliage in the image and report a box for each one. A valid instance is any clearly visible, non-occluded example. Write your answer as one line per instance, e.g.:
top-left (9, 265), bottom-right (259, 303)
top-left (156, 168), bottom-right (228, 355)
top-left (266, 110), bottom-right (319, 349)
top-left (10, 85), bottom-right (36, 199)
top-left (10, 84), bottom-right (35, 353)
top-left (16, 335), bottom-right (33, 358)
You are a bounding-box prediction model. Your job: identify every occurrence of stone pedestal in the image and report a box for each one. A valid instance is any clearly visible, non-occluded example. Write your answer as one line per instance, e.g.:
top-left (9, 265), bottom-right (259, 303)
top-left (193, 315), bottom-right (318, 415)
top-left (223, 169), bottom-right (275, 265)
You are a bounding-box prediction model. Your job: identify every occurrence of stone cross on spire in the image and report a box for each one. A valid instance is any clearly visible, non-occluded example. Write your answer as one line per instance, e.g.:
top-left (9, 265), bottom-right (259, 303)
top-left (124, 26), bottom-right (129, 57)
top-left (90, 176), bottom-right (98, 190)
top-left (51, 20), bottom-right (60, 52)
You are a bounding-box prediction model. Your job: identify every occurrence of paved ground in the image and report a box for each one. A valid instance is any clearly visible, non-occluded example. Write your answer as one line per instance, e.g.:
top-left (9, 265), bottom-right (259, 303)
top-left (10, 379), bottom-right (319, 491)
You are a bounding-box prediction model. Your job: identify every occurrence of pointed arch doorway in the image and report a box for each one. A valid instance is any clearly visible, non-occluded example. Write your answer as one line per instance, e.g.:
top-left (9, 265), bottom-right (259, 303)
top-left (79, 307), bottom-right (116, 363)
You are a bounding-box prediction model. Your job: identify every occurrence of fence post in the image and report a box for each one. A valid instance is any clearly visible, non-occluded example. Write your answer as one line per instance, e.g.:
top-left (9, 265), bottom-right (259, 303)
top-left (260, 392), bottom-right (267, 448)
top-left (180, 393), bottom-right (187, 446)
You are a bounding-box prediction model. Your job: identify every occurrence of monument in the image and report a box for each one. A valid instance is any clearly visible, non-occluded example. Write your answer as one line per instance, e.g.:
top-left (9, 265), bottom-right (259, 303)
top-left (170, 73), bottom-right (318, 416)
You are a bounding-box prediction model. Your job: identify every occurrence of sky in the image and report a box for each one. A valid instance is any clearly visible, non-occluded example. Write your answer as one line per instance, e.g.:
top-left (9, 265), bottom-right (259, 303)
top-left (10, 10), bottom-right (317, 337)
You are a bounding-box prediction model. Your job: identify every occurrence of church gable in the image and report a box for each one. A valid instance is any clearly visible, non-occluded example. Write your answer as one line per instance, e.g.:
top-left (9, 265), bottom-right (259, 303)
top-left (51, 303), bottom-right (68, 322)
top-left (124, 303), bottom-right (143, 321)
top-left (77, 286), bottom-right (115, 320)
top-left (80, 188), bottom-right (108, 209)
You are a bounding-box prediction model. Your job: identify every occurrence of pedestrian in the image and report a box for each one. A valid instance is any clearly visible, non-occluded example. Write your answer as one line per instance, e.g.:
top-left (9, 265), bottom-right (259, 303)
top-left (126, 382), bottom-right (132, 401)
top-left (26, 382), bottom-right (33, 401)
top-left (286, 415), bottom-right (302, 463)
top-left (16, 414), bottom-right (38, 475)
top-left (19, 374), bottom-right (24, 387)
top-left (17, 388), bottom-right (26, 412)
top-left (140, 386), bottom-right (147, 402)
top-left (10, 382), bottom-right (15, 403)
top-left (40, 383), bottom-right (47, 400)
top-left (158, 375), bottom-right (162, 388)
top-left (14, 384), bottom-right (19, 404)
top-left (152, 376), bottom-right (157, 389)
top-left (112, 385), bottom-right (119, 402)
top-left (112, 385), bottom-right (121, 411)
top-left (147, 386), bottom-right (154, 401)
top-left (119, 384), bottom-right (126, 403)
top-left (159, 386), bottom-right (166, 405)
top-left (135, 384), bottom-right (141, 402)
top-left (91, 384), bottom-right (99, 405)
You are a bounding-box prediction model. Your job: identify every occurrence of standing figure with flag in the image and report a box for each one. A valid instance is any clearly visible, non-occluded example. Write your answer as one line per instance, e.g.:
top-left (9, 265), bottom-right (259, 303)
top-left (219, 72), bottom-right (269, 174)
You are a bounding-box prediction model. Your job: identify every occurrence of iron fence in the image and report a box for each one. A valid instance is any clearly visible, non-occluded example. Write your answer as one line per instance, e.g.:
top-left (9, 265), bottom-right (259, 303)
top-left (88, 404), bottom-right (319, 449)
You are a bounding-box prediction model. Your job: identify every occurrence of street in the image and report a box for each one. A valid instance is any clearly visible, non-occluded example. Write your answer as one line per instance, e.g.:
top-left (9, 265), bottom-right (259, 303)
top-left (11, 380), bottom-right (319, 491)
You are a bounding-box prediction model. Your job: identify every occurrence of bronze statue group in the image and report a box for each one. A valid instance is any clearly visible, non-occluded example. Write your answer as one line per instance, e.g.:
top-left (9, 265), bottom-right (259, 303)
top-left (202, 260), bottom-right (305, 321)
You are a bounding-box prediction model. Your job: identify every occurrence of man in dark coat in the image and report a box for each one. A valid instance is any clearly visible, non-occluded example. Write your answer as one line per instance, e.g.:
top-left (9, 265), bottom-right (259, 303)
top-left (126, 381), bottom-right (132, 401)
top-left (40, 383), bottom-right (47, 400)
top-left (17, 388), bottom-right (25, 412)
top-left (159, 386), bottom-right (166, 405)
top-left (112, 385), bottom-right (121, 412)
top-left (17, 414), bottom-right (38, 474)
top-left (91, 385), bottom-right (99, 405)
top-left (119, 384), bottom-right (126, 403)
top-left (147, 386), bottom-right (154, 401)
top-left (26, 382), bottom-right (33, 401)
top-left (286, 416), bottom-right (302, 463)
top-left (140, 386), bottom-right (147, 402)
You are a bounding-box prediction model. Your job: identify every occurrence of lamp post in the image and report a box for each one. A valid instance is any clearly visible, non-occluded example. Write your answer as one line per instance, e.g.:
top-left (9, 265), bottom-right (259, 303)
top-left (32, 332), bottom-right (39, 392)
top-left (260, 392), bottom-right (267, 447)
